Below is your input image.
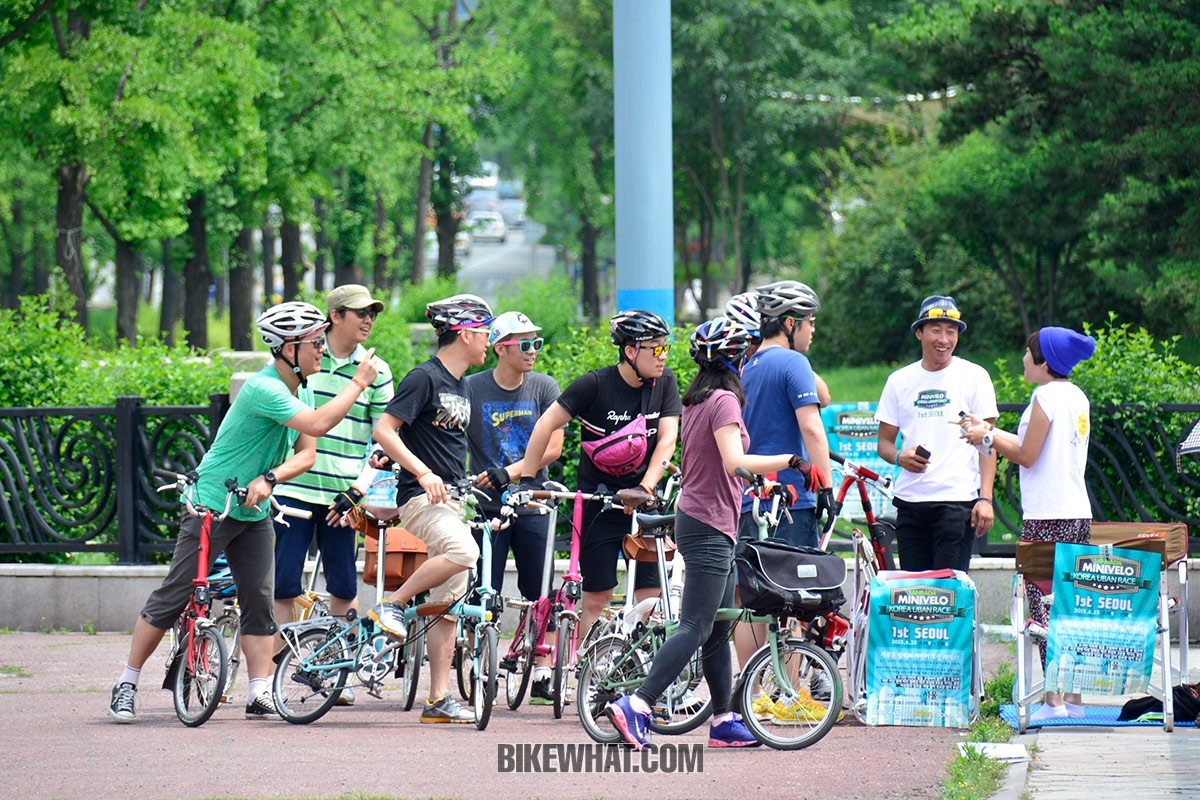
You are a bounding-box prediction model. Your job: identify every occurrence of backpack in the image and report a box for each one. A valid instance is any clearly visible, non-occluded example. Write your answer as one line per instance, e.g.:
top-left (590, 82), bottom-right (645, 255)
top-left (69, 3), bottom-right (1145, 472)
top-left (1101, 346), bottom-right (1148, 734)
top-left (735, 540), bottom-right (846, 620)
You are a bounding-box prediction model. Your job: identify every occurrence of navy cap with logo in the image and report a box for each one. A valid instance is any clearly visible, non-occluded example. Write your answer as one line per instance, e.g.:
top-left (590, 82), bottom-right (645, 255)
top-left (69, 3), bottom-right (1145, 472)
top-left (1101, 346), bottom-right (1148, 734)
top-left (911, 295), bottom-right (967, 333)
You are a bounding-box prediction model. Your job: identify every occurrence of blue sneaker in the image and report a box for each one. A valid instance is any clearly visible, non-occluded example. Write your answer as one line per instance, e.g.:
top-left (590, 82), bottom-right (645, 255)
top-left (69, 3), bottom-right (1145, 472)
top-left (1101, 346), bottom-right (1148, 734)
top-left (708, 714), bottom-right (761, 748)
top-left (606, 695), bottom-right (651, 750)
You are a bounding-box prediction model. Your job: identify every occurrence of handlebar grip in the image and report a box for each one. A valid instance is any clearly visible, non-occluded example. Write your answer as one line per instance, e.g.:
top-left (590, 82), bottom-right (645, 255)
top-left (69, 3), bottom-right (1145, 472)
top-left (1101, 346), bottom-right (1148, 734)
top-left (152, 467), bottom-right (178, 481)
top-left (662, 461), bottom-right (680, 476)
top-left (271, 499), bottom-right (312, 519)
top-left (734, 466), bottom-right (756, 483)
top-left (829, 452), bottom-right (846, 465)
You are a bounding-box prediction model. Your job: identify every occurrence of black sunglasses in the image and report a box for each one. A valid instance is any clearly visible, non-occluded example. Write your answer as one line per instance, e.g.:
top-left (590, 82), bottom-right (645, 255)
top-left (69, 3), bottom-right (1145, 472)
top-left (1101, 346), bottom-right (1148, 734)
top-left (340, 307), bottom-right (379, 320)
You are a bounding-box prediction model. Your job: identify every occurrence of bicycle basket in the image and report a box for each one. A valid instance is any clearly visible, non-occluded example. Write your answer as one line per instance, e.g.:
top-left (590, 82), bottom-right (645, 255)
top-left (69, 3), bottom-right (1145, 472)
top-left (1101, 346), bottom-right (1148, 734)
top-left (735, 540), bottom-right (846, 620)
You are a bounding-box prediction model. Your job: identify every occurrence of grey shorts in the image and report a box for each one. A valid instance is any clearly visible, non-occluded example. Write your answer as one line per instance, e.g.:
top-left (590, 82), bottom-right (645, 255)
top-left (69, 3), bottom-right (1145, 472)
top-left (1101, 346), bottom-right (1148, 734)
top-left (140, 512), bottom-right (277, 635)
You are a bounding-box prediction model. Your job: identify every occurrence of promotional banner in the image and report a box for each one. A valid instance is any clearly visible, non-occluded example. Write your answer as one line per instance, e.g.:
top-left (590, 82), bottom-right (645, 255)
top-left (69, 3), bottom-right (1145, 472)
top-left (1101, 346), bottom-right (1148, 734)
top-left (865, 572), bottom-right (975, 727)
top-left (821, 402), bottom-right (900, 519)
top-left (1044, 543), bottom-right (1161, 696)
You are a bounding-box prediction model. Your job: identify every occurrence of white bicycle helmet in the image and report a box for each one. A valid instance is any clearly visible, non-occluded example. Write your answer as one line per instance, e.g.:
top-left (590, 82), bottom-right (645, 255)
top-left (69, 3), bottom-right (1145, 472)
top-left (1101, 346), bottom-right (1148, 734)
top-left (426, 294), bottom-right (494, 335)
top-left (256, 302), bottom-right (329, 349)
top-left (756, 280), bottom-right (820, 319)
top-left (724, 292), bottom-right (761, 335)
top-left (690, 318), bottom-right (754, 366)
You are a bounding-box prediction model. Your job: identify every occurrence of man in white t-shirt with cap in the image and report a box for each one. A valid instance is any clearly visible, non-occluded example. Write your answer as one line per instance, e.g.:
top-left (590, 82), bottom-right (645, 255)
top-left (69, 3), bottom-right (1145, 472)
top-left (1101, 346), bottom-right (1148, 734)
top-left (875, 295), bottom-right (998, 571)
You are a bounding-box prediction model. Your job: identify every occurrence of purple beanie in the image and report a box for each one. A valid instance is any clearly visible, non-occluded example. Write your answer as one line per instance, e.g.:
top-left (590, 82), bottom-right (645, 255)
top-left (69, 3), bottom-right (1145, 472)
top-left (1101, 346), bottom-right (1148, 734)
top-left (1039, 327), bottom-right (1096, 376)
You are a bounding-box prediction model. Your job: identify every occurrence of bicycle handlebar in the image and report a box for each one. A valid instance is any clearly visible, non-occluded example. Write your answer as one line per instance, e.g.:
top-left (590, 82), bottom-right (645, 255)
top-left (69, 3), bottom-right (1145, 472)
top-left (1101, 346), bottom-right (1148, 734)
top-left (155, 471), bottom-right (313, 525)
top-left (829, 452), bottom-right (894, 496)
top-left (735, 467), bottom-right (793, 531)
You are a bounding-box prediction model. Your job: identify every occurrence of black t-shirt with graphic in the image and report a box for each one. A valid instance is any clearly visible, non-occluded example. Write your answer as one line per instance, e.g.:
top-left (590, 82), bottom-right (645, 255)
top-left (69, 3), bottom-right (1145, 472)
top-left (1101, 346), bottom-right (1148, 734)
top-left (384, 358), bottom-right (472, 506)
top-left (557, 365), bottom-right (682, 491)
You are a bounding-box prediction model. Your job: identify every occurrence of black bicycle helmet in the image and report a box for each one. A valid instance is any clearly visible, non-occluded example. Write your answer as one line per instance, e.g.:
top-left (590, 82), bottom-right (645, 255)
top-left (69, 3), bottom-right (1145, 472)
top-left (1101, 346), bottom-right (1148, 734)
top-left (609, 309), bottom-right (670, 346)
top-left (756, 280), bottom-right (820, 319)
top-left (690, 317), bottom-right (754, 366)
top-left (425, 294), bottom-right (494, 335)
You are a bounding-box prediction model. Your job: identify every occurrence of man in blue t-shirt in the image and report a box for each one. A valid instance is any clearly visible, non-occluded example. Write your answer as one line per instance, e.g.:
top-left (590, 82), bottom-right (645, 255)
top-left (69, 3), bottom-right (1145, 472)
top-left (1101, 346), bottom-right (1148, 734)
top-left (738, 280), bottom-right (833, 548)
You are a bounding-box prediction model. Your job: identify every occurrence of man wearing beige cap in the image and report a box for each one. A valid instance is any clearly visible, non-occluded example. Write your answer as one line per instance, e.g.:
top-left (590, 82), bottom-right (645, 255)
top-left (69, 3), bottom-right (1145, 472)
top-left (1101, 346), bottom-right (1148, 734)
top-left (272, 285), bottom-right (394, 707)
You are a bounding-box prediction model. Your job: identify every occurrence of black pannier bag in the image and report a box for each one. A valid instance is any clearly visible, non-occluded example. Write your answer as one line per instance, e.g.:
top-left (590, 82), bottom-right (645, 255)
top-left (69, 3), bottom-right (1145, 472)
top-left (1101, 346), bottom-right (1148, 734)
top-left (736, 540), bottom-right (846, 620)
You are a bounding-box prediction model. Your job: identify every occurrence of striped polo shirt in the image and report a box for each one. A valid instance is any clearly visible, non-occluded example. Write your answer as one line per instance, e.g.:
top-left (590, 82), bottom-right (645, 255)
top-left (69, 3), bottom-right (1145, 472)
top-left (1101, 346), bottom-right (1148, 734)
top-left (275, 343), bottom-right (394, 505)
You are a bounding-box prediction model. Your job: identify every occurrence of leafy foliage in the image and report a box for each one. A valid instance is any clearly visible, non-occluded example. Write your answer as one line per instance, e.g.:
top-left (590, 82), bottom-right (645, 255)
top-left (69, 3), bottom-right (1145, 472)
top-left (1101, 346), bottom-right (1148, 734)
top-left (0, 294), bottom-right (231, 408)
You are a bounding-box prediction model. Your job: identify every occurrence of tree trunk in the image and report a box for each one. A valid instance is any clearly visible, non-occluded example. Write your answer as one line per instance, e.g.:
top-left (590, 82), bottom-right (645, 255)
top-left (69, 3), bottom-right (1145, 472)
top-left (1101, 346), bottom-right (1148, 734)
top-left (261, 210), bottom-right (276, 303)
top-left (410, 122), bottom-right (434, 284)
top-left (229, 228), bottom-right (254, 350)
top-left (159, 238), bottom-right (181, 345)
top-left (373, 190), bottom-right (388, 290)
top-left (32, 228), bottom-right (50, 294)
top-left (313, 197), bottom-right (328, 294)
top-left (580, 215), bottom-right (599, 322)
top-left (6, 196), bottom-right (24, 308)
top-left (183, 194), bottom-right (210, 350)
top-left (56, 161), bottom-right (88, 327)
top-left (114, 238), bottom-right (140, 345)
top-left (280, 219), bottom-right (301, 300)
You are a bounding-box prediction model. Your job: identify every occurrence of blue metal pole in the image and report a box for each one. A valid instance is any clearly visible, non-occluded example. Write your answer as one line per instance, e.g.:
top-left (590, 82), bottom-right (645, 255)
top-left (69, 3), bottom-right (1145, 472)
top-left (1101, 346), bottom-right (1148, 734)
top-left (613, 0), bottom-right (674, 325)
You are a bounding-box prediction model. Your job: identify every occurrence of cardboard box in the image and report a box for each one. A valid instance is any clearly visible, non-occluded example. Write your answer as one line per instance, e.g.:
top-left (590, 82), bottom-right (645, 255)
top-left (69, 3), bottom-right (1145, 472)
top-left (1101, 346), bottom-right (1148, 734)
top-left (1015, 521), bottom-right (1189, 582)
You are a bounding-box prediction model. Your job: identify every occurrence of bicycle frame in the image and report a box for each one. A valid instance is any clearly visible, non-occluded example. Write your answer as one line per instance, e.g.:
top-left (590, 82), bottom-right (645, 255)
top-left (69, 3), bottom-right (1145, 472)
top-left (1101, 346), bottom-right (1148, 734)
top-left (821, 452), bottom-right (897, 571)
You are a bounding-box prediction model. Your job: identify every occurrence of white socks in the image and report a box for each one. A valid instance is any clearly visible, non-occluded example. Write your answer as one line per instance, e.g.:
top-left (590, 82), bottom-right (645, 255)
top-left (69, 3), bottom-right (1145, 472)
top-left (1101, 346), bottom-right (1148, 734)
top-left (118, 665), bottom-right (141, 687)
top-left (248, 678), bottom-right (269, 698)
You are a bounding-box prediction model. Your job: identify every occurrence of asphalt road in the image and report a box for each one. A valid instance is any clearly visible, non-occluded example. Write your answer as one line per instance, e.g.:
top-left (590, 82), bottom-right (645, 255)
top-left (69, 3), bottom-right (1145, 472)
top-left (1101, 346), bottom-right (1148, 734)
top-left (0, 631), bottom-right (1010, 800)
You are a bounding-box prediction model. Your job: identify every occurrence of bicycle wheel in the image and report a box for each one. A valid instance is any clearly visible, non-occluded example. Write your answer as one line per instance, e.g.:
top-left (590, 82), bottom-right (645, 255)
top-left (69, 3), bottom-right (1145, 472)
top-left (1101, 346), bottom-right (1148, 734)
top-left (273, 628), bottom-right (348, 725)
top-left (172, 623), bottom-right (228, 727)
top-left (505, 609), bottom-right (536, 710)
top-left (576, 636), bottom-right (646, 744)
top-left (737, 638), bottom-right (842, 750)
top-left (455, 627), bottom-right (474, 703)
top-left (873, 516), bottom-right (899, 571)
top-left (473, 625), bottom-right (499, 730)
top-left (212, 609), bottom-right (240, 704)
top-left (552, 615), bottom-right (577, 719)
top-left (648, 645), bottom-right (713, 735)
top-left (402, 619), bottom-right (425, 712)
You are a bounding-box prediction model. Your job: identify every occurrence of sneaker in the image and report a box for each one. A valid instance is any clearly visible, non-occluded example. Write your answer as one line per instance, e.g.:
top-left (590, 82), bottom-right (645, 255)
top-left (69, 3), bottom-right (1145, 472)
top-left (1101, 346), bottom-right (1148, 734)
top-left (420, 693), bottom-right (474, 724)
top-left (606, 695), bottom-right (651, 750)
top-left (1064, 702), bottom-right (1085, 719)
top-left (709, 714), bottom-right (761, 748)
top-left (1030, 703), bottom-right (1068, 725)
top-left (529, 678), bottom-right (554, 705)
top-left (367, 602), bottom-right (408, 640)
top-left (245, 691), bottom-right (280, 719)
top-left (771, 691), bottom-right (829, 724)
top-left (335, 686), bottom-right (356, 707)
top-left (811, 670), bottom-right (834, 702)
top-left (751, 693), bottom-right (776, 719)
top-left (109, 682), bottom-right (137, 723)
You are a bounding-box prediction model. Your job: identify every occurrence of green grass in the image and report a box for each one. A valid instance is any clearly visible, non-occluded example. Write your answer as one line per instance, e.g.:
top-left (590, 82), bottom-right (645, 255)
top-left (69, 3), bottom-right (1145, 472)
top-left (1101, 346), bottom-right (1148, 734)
top-left (88, 302), bottom-right (242, 352)
top-left (939, 662), bottom-right (1019, 799)
top-left (0, 665), bottom-right (32, 678)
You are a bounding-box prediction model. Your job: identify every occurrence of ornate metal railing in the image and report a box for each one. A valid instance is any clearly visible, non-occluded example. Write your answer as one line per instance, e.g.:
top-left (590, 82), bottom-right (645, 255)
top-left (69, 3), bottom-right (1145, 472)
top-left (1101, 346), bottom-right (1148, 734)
top-left (1, 398), bottom-right (1196, 562)
top-left (976, 402), bottom-right (1200, 555)
top-left (0, 395), bottom-right (229, 563)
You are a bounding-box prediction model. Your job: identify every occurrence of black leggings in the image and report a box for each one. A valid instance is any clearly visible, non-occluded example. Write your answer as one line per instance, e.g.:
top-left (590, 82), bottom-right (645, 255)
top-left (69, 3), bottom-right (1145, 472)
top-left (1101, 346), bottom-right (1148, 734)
top-left (635, 511), bottom-right (736, 716)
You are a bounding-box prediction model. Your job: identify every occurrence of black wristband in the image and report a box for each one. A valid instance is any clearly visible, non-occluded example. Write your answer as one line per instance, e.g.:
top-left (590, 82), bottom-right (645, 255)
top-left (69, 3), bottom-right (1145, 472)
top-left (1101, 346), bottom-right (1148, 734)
top-left (975, 497), bottom-right (994, 506)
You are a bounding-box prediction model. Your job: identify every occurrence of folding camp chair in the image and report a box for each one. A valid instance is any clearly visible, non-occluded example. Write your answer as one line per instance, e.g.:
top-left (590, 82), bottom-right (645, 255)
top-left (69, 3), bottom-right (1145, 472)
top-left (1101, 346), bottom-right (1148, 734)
top-left (1011, 521), bottom-right (1189, 733)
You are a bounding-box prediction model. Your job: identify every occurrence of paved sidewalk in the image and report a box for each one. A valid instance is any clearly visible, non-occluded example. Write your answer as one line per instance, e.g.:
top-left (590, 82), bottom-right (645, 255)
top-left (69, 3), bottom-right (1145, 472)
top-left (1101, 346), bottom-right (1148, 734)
top-left (2, 631), bottom-right (977, 800)
top-left (997, 644), bottom-right (1200, 800)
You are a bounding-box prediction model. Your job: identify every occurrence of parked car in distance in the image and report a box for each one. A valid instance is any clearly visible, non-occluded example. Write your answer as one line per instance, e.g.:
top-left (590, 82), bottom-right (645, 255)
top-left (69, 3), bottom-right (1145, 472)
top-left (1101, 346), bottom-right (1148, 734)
top-left (424, 228), bottom-right (472, 260)
top-left (467, 211), bottom-right (507, 243)
top-left (497, 182), bottom-right (526, 228)
top-left (463, 188), bottom-right (500, 215)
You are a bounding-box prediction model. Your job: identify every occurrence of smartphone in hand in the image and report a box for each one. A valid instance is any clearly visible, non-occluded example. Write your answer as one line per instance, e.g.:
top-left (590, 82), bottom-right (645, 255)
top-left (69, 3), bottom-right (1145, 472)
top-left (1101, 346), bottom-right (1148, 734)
top-left (915, 445), bottom-right (931, 459)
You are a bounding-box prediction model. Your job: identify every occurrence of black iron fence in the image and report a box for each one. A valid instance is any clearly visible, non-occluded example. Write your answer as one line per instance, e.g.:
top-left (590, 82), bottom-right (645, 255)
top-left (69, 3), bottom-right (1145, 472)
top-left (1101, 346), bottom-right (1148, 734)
top-left (0, 395), bottom-right (229, 563)
top-left (0, 398), bottom-right (1197, 563)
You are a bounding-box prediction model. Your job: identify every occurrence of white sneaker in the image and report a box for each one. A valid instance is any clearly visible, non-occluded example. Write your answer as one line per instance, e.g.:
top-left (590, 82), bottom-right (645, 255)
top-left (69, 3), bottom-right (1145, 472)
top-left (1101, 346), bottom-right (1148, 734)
top-left (1030, 703), bottom-right (1068, 724)
top-left (367, 602), bottom-right (408, 640)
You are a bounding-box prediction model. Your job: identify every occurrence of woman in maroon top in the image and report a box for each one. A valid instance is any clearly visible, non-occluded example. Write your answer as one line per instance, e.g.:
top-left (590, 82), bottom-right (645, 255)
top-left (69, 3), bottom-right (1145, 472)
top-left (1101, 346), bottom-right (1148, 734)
top-left (605, 318), bottom-right (824, 750)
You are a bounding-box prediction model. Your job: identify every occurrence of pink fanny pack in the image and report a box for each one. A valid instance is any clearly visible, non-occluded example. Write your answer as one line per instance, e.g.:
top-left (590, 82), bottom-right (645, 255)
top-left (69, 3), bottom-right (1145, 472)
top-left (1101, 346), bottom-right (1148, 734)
top-left (582, 415), bottom-right (648, 477)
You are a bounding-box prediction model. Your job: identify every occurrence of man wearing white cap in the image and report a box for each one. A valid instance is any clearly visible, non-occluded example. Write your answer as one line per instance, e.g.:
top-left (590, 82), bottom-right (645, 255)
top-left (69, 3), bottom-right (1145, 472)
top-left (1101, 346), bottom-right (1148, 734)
top-left (273, 284), bottom-right (394, 677)
top-left (466, 311), bottom-right (563, 703)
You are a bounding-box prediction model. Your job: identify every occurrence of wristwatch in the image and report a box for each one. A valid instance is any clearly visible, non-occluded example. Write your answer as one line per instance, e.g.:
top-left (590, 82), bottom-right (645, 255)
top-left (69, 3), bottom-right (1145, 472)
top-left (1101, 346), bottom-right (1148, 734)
top-left (262, 470), bottom-right (278, 487)
top-left (981, 432), bottom-right (995, 448)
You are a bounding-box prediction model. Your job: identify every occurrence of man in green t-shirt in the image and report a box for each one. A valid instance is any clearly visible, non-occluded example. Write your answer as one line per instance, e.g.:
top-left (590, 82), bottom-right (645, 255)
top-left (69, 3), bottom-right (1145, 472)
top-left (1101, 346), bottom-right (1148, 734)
top-left (108, 301), bottom-right (380, 724)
